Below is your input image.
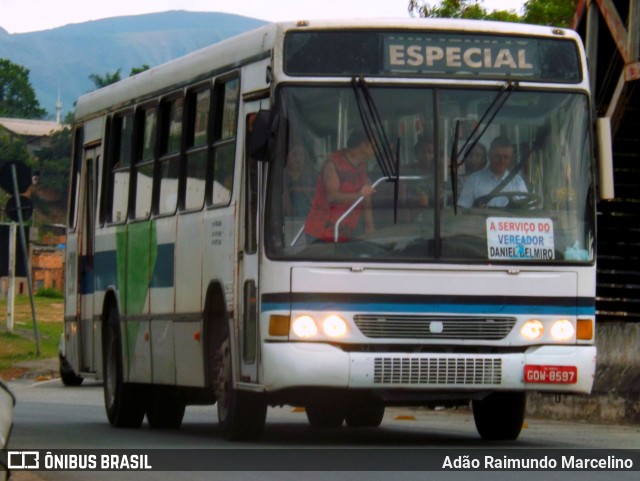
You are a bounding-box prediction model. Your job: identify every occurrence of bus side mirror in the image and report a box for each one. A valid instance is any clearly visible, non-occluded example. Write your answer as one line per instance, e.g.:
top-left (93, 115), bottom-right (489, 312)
top-left (596, 117), bottom-right (614, 200)
top-left (248, 109), bottom-right (278, 161)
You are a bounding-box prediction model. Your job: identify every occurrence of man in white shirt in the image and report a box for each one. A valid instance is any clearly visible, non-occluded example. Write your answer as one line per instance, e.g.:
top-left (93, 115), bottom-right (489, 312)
top-left (457, 136), bottom-right (527, 208)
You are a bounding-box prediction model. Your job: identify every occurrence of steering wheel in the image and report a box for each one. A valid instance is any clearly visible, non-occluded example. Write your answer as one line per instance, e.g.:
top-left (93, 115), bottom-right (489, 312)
top-left (473, 191), bottom-right (542, 209)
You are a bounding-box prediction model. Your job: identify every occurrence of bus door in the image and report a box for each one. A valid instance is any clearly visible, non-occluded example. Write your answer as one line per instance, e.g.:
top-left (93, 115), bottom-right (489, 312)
top-left (238, 102), bottom-right (265, 383)
top-left (77, 146), bottom-right (98, 372)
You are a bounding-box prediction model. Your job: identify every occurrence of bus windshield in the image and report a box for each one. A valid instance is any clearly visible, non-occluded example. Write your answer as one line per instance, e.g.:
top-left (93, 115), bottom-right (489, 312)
top-left (265, 84), bottom-right (594, 264)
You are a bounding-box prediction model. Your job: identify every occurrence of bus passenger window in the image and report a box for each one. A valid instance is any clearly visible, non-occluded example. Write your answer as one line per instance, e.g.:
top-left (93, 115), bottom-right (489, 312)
top-left (133, 107), bottom-right (156, 219)
top-left (185, 88), bottom-right (210, 210)
top-left (158, 97), bottom-right (183, 215)
top-left (109, 112), bottom-right (133, 223)
top-left (212, 145), bottom-right (234, 205)
top-left (211, 78), bottom-right (239, 206)
top-left (218, 79), bottom-right (239, 140)
top-left (167, 99), bottom-right (182, 154)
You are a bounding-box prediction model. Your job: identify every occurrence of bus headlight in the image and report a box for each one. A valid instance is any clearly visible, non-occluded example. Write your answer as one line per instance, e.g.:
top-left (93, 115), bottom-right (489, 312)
top-left (322, 315), bottom-right (348, 338)
top-left (521, 320), bottom-right (544, 340)
top-left (551, 319), bottom-right (575, 341)
top-left (292, 315), bottom-right (318, 338)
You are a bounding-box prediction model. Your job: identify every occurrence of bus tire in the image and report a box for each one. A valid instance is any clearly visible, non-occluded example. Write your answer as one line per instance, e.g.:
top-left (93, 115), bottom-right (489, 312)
top-left (472, 391), bottom-right (525, 441)
top-left (146, 396), bottom-right (186, 430)
top-left (306, 403), bottom-right (345, 428)
top-left (215, 332), bottom-right (267, 441)
top-left (103, 306), bottom-right (145, 428)
top-left (345, 403), bottom-right (385, 428)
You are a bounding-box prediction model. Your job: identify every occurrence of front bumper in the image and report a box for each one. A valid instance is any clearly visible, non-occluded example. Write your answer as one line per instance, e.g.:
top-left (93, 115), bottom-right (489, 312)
top-left (262, 343), bottom-right (596, 396)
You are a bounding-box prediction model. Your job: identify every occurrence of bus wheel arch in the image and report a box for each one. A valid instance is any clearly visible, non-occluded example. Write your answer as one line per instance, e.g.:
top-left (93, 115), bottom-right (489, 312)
top-left (101, 293), bottom-right (145, 428)
top-left (203, 281), bottom-right (267, 440)
top-left (203, 281), bottom-right (228, 391)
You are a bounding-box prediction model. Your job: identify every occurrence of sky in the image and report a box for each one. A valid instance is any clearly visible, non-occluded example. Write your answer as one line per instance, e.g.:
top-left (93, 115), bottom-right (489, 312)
top-left (1, 0), bottom-right (527, 34)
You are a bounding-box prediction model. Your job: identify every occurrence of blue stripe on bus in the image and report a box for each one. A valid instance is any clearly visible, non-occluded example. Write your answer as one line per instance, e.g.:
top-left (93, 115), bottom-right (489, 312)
top-left (94, 250), bottom-right (118, 292)
top-left (81, 243), bottom-right (175, 294)
top-left (78, 255), bottom-right (95, 295)
top-left (150, 243), bottom-right (174, 288)
top-left (261, 293), bottom-right (596, 316)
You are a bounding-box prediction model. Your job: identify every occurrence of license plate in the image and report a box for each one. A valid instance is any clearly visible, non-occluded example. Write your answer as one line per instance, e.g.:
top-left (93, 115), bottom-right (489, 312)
top-left (524, 365), bottom-right (577, 384)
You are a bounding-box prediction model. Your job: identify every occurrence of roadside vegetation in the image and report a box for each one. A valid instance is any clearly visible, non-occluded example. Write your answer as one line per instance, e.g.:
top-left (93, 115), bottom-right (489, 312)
top-left (0, 295), bottom-right (64, 375)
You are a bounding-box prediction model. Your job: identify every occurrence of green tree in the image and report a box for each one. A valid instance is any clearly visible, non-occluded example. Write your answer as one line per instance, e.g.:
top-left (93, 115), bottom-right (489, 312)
top-left (409, 0), bottom-right (576, 26)
top-left (88, 69), bottom-right (122, 89)
top-left (409, 0), bottom-right (519, 21)
top-left (88, 65), bottom-right (151, 91)
top-left (130, 64), bottom-right (151, 76)
top-left (33, 126), bottom-right (72, 207)
top-left (0, 128), bottom-right (30, 165)
top-left (523, 0), bottom-right (577, 27)
top-left (0, 58), bottom-right (47, 119)
top-left (0, 128), bottom-right (31, 222)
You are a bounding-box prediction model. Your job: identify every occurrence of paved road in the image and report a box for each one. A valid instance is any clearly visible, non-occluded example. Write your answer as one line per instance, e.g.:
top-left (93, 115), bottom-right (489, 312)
top-left (4, 378), bottom-right (640, 481)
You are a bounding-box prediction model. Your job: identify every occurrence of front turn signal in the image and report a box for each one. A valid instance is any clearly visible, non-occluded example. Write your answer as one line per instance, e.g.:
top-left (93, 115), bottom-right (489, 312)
top-left (577, 318), bottom-right (594, 340)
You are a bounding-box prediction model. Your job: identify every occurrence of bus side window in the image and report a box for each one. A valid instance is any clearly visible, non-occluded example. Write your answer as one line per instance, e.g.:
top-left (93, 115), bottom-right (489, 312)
top-left (132, 106), bottom-right (156, 219)
top-left (107, 112), bottom-right (133, 224)
top-left (184, 87), bottom-right (210, 211)
top-left (158, 96), bottom-right (183, 215)
top-left (210, 77), bottom-right (239, 206)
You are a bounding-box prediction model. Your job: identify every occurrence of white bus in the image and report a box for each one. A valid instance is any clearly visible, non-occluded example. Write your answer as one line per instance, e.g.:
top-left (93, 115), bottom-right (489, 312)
top-left (61, 18), bottom-right (607, 441)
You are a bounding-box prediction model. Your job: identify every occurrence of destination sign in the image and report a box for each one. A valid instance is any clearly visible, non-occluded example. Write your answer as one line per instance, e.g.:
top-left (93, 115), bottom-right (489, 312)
top-left (385, 34), bottom-right (538, 77)
top-left (284, 31), bottom-right (581, 83)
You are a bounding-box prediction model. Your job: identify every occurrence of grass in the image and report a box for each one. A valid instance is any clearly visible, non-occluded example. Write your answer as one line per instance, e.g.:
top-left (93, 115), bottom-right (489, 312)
top-left (0, 295), bottom-right (64, 373)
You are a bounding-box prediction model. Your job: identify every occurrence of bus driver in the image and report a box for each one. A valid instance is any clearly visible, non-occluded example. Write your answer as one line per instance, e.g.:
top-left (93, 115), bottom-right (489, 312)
top-left (457, 136), bottom-right (527, 208)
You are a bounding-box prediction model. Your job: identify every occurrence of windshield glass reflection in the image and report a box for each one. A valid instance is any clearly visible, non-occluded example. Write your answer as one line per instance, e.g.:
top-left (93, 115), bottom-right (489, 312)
top-left (266, 86), bottom-right (594, 264)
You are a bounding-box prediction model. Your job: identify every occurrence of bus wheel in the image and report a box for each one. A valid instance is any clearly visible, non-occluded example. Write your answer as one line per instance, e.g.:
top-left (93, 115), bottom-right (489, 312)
top-left (345, 403), bottom-right (385, 428)
top-left (146, 395), bottom-right (185, 429)
top-left (306, 404), bottom-right (345, 428)
top-left (472, 392), bottom-right (526, 441)
top-left (103, 307), bottom-right (145, 428)
top-left (215, 335), bottom-right (267, 440)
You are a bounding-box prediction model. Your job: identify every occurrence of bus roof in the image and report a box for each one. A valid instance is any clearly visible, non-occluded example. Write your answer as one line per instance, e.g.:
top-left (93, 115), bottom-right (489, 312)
top-left (75, 18), bottom-right (582, 121)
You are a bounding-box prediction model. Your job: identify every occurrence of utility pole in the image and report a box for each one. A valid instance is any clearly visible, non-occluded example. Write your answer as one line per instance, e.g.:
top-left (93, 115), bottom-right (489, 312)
top-left (6, 223), bottom-right (16, 332)
top-left (1, 161), bottom-right (39, 354)
top-left (10, 163), bottom-right (40, 355)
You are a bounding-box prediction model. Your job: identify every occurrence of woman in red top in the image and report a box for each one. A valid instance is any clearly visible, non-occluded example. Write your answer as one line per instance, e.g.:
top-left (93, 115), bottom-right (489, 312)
top-left (304, 131), bottom-right (375, 242)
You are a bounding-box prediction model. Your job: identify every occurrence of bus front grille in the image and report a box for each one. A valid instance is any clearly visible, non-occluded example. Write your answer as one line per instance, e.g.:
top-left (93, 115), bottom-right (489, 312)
top-left (354, 315), bottom-right (516, 340)
top-left (373, 357), bottom-right (502, 385)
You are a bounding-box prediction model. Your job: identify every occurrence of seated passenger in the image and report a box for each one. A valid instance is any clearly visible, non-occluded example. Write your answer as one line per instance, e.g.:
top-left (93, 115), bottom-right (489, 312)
top-left (457, 136), bottom-right (527, 208)
top-left (406, 135), bottom-right (435, 208)
top-left (464, 143), bottom-right (487, 175)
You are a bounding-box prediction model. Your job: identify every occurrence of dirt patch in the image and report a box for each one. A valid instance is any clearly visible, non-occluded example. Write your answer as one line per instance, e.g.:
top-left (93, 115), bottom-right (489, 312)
top-left (0, 366), bottom-right (28, 380)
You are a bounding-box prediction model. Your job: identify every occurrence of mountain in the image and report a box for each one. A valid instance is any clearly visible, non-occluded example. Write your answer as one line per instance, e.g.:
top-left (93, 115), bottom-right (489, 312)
top-left (0, 11), bottom-right (267, 119)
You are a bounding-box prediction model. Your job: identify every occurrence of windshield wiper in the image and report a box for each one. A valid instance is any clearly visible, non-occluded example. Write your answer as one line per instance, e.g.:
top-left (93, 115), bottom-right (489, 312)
top-left (450, 81), bottom-right (518, 213)
top-left (450, 120), bottom-right (461, 215)
top-left (352, 77), bottom-right (397, 178)
top-left (352, 76), bottom-right (402, 222)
